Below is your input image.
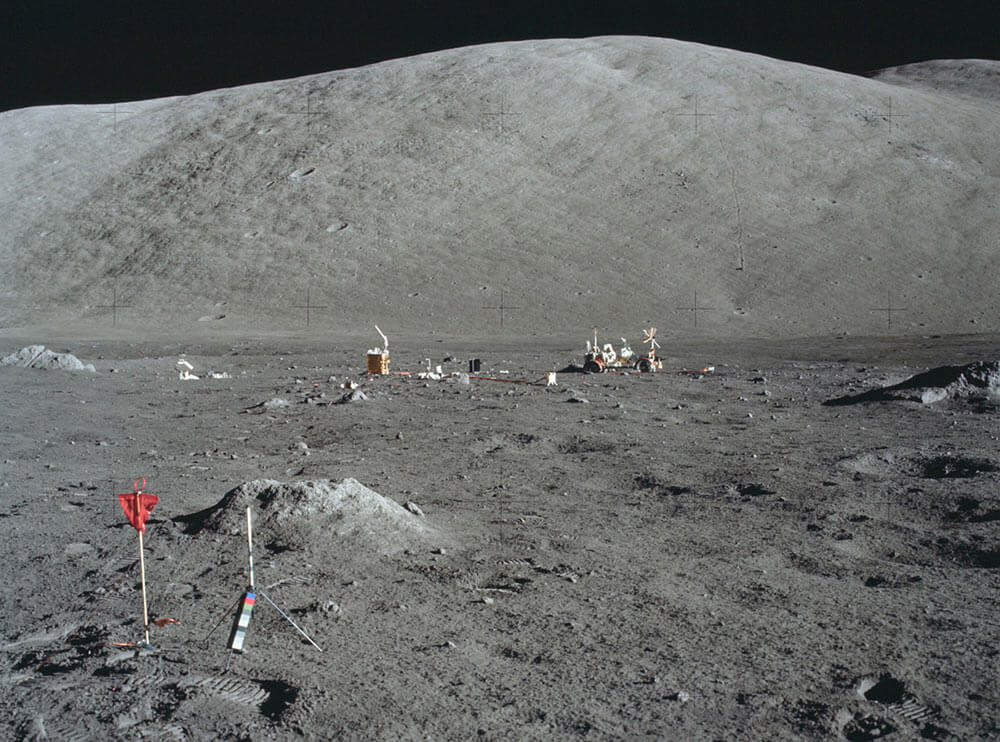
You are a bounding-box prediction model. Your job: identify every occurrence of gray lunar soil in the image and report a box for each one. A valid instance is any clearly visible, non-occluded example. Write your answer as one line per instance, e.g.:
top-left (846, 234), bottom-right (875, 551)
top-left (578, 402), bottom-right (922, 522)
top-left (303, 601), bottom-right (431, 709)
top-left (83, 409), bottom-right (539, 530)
top-left (0, 333), bottom-right (997, 740)
top-left (0, 35), bottom-right (998, 741)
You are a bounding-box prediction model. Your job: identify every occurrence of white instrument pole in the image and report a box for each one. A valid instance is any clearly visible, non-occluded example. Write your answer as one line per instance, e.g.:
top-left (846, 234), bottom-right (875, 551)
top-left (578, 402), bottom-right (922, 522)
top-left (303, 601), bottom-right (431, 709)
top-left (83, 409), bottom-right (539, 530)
top-left (246, 506), bottom-right (255, 591)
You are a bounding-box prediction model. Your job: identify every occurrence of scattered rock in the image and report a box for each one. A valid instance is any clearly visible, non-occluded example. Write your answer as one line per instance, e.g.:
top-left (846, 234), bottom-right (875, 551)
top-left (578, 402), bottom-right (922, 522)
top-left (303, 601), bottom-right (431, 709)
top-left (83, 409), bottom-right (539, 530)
top-left (738, 483), bottom-right (776, 497)
top-left (1, 345), bottom-right (95, 372)
top-left (320, 600), bottom-right (342, 616)
top-left (337, 389), bottom-right (369, 404)
top-left (244, 398), bottom-right (291, 413)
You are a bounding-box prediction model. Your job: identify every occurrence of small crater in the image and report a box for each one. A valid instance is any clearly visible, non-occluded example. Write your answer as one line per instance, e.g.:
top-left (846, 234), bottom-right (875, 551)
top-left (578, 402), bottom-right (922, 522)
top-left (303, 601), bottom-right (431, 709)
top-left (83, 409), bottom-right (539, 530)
top-left (864, 574), bottom-right (921, 588)
top-left (970, 510), bottom-right (1000, 523)
top-left (15, 652), bottom-right (42, 670)
top-left (258, 679), bottom-right (298, 721)
top-left (919, 722), bottom-right (951, 740)
top-left (843, 713), bottom-right (896, 741)
top-left (862, 675), bottom-right (906, 704)
top-left (153, 684), bottom-right (188, 720)
top-left (945, 497), bottom-right (1000, 523)
top-left (787, 698), bottom-right (830, 735)
top-left (558, 436), bottom-right (616, 455)
top-left (633, 474), bottom-right (691, 496)
top-left (500, 646), bottom-right (528, 662)
top-left (920, 455), bottom-right (997, 479)
top-left (937, 539), bottom-right (1000, 569)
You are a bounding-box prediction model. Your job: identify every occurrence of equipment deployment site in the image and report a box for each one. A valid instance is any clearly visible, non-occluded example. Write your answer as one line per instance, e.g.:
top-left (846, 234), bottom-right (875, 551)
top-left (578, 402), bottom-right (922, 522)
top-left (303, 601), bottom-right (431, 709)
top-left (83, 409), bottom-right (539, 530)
top-left (1, 19), bottom-right (998, 742)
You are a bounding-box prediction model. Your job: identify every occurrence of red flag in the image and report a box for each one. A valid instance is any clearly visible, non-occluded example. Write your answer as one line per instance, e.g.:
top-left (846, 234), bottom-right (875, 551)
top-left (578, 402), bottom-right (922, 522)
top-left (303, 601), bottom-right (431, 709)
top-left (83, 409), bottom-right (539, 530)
top-left (117, 478), bottom-right (158, 532)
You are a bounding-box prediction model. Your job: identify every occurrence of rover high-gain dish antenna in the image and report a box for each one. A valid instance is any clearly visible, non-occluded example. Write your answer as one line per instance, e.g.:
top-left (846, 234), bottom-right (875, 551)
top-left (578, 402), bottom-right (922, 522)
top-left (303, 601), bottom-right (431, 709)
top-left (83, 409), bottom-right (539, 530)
top-left (642, 327), bottom-right (660, 357)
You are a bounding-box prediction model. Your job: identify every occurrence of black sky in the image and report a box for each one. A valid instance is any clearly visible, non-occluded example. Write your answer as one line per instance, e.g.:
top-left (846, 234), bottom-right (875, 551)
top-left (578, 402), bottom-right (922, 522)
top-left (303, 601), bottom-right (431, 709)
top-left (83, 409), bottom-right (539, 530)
top-left (2, 1), bottom-right (999, 112)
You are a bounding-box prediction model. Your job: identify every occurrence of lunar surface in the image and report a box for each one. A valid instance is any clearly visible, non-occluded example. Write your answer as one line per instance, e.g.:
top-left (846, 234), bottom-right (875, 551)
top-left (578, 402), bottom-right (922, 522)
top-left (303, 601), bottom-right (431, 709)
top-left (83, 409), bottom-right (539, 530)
top-left (0, 36), bottom-right (998, 740)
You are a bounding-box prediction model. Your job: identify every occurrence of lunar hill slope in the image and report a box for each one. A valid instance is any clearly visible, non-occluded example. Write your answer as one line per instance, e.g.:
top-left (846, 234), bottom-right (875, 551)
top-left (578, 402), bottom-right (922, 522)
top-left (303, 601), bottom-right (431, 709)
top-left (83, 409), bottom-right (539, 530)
top-left (1, 36), bottom-right (998, 338)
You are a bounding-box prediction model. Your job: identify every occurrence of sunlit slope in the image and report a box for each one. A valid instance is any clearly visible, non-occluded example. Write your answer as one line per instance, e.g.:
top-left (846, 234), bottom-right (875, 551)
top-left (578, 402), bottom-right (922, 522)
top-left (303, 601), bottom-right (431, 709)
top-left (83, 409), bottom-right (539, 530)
top-left (1, 37), bottom-right (997, 336)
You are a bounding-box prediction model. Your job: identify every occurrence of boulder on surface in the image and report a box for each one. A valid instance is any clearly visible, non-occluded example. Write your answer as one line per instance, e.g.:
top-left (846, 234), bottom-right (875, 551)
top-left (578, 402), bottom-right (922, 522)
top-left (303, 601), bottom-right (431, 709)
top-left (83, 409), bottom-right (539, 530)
top-left (824, 361), bottom-right (1000, 406)
top-left (1, 345), bottom-right (95, 372)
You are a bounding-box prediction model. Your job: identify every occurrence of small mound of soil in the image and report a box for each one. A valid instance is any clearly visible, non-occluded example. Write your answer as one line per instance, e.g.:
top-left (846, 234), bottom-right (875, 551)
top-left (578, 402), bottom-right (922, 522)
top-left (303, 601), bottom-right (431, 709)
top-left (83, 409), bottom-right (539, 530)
top-left (178, 478), bottom-right (432, 553)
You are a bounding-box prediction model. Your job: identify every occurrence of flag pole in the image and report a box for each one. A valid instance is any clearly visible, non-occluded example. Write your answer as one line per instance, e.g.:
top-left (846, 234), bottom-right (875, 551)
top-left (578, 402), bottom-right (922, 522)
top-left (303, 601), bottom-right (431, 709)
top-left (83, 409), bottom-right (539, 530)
top-left (138, 526), bottom-right (151, 646)
top-left (117, 477), bottom-right (158, 650)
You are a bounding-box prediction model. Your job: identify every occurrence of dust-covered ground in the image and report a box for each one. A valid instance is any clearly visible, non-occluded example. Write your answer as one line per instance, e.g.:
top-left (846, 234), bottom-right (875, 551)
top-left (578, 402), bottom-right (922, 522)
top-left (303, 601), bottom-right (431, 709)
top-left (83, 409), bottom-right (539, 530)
top-left (0, 331), bottom-right (998, 740)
